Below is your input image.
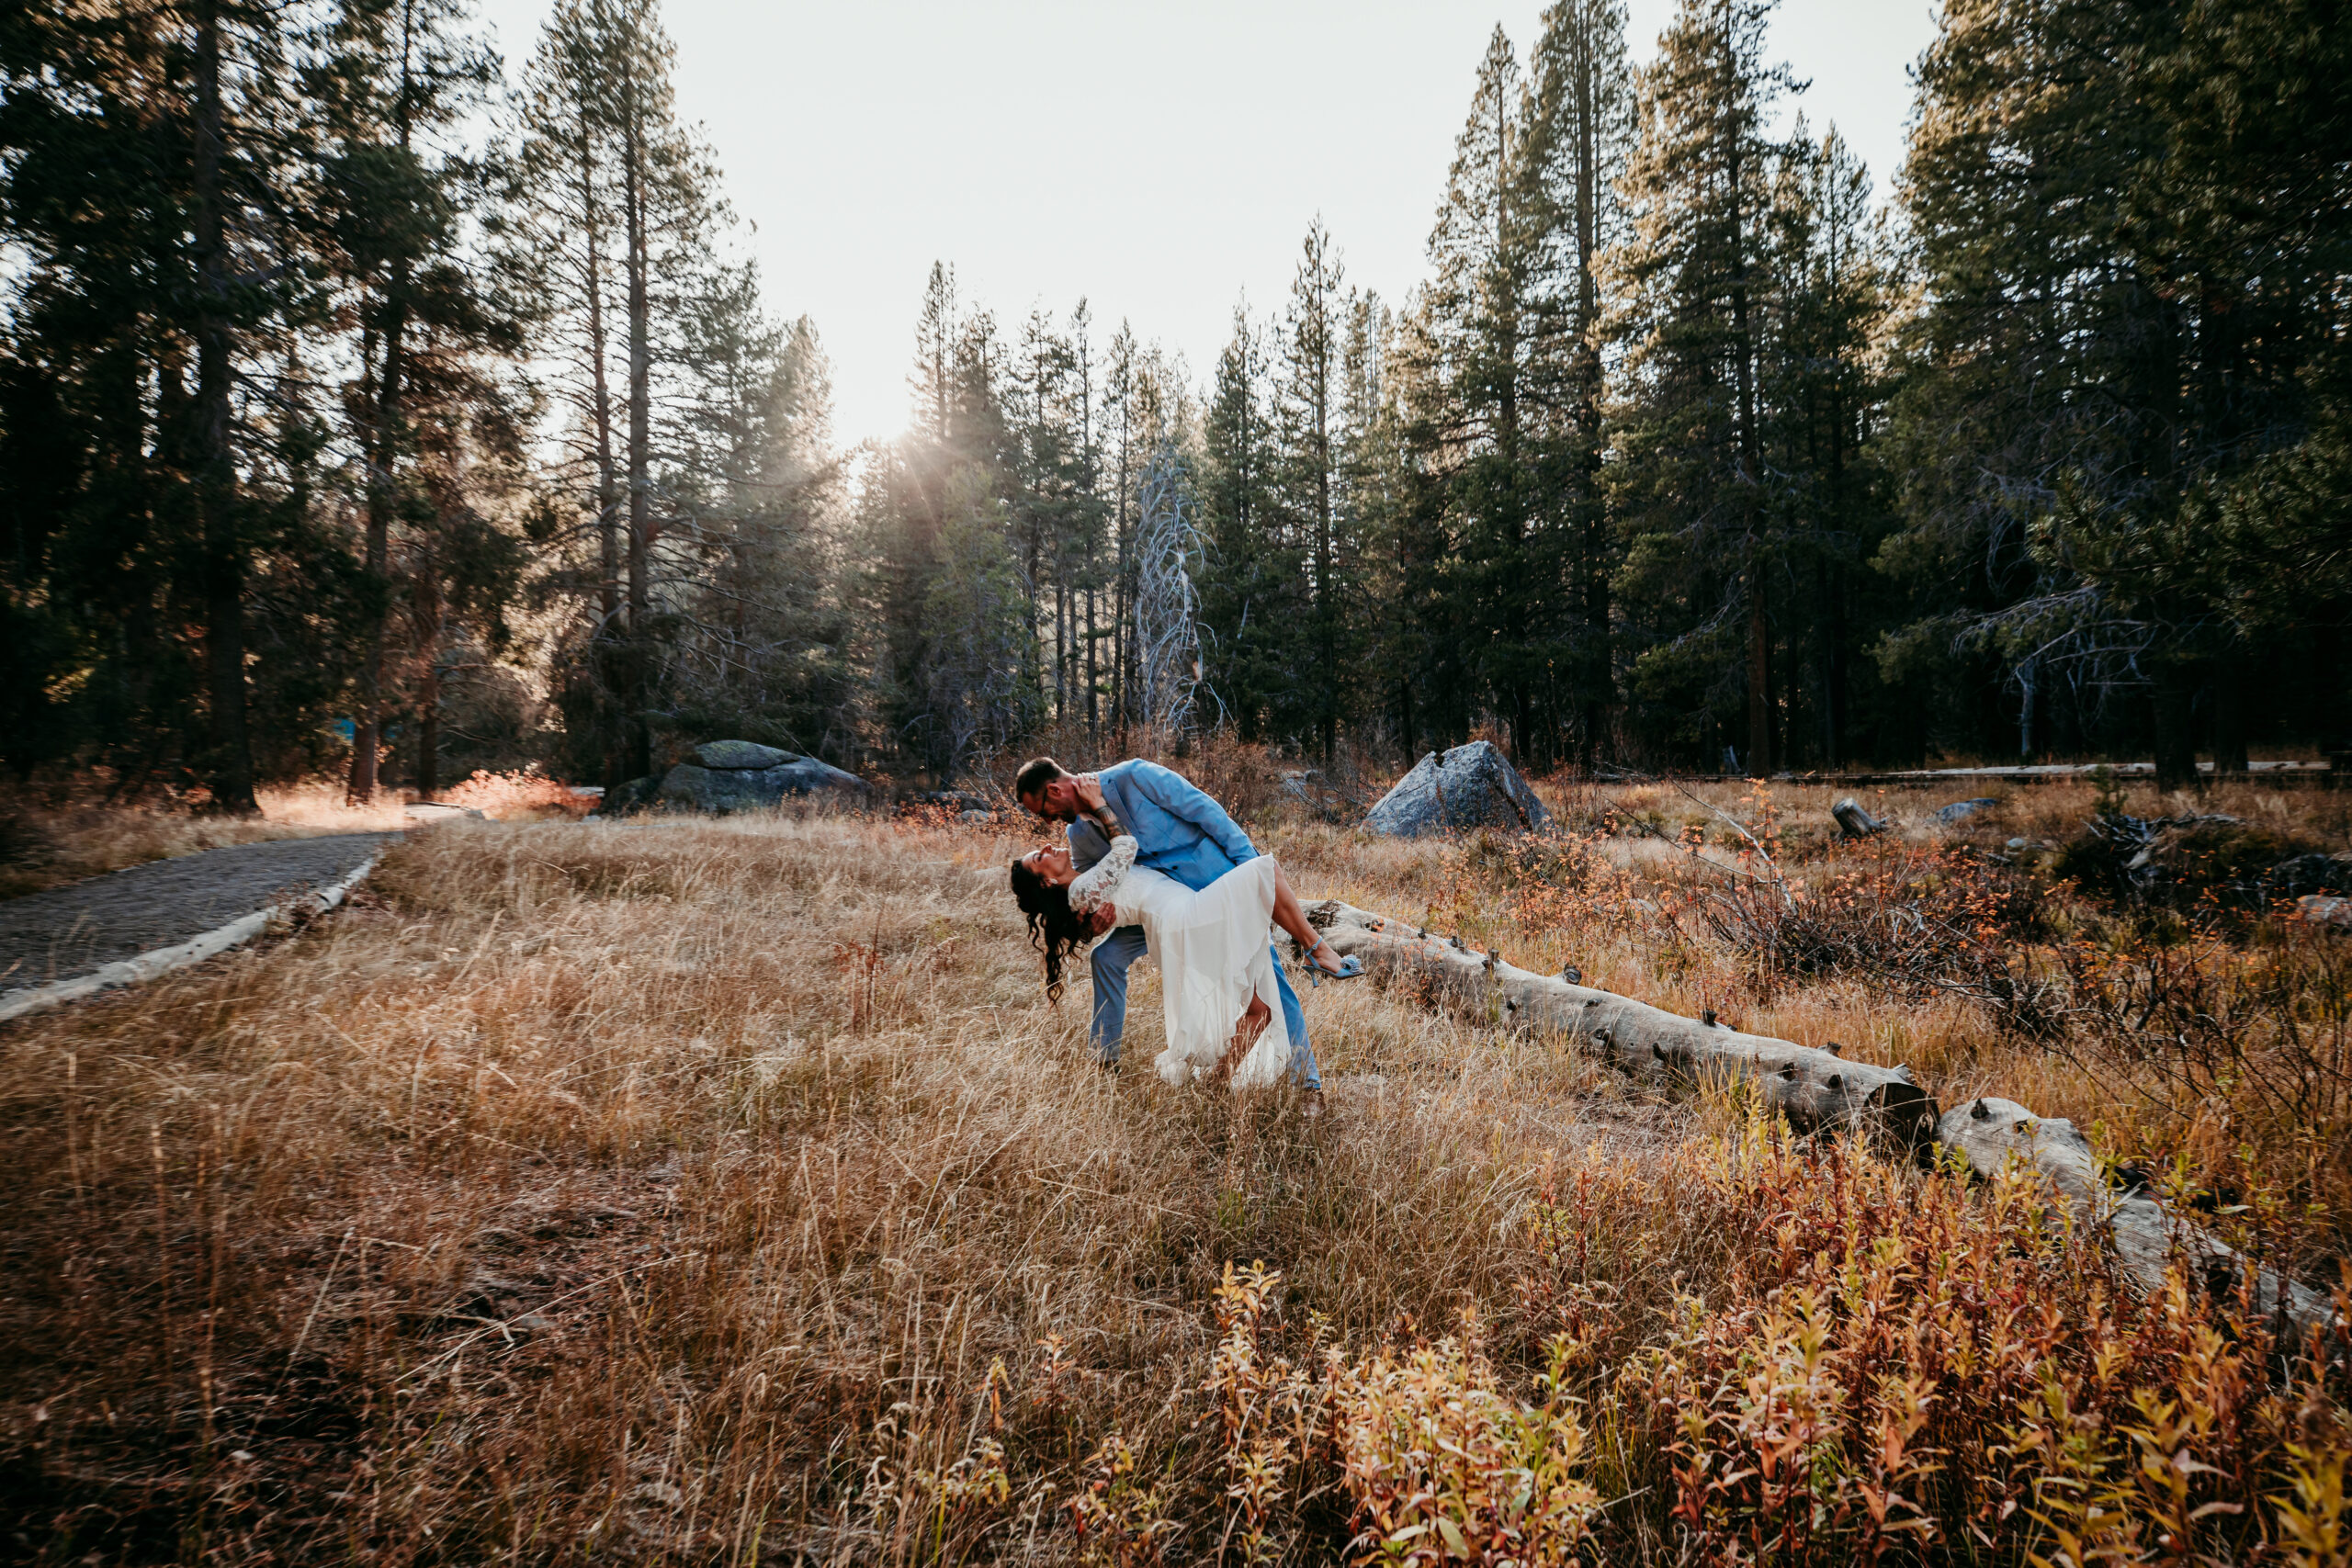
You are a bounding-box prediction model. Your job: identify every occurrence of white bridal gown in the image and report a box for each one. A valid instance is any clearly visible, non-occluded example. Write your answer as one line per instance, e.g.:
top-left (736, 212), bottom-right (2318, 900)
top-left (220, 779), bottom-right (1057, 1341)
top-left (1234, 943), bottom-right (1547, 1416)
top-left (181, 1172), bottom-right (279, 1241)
top-left (1070, 835), bottom-right (1291, 1089)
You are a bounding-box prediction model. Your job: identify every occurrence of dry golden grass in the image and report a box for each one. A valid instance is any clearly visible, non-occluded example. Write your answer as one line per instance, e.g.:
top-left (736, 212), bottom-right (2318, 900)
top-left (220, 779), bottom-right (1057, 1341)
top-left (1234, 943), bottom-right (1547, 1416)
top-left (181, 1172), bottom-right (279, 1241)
top-left (0, 813), bottom-right (1684, 1562)
top-left (2, 784), bottom-right (2346, 1563)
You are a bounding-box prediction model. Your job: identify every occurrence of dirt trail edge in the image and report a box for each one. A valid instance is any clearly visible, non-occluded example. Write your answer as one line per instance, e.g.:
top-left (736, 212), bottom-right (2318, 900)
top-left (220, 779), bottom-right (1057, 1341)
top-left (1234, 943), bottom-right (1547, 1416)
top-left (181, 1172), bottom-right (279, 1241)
top-left (0, 833), bottom-right (392, 1023)
top-left (1306, 897), bottom-right (2340, 1343)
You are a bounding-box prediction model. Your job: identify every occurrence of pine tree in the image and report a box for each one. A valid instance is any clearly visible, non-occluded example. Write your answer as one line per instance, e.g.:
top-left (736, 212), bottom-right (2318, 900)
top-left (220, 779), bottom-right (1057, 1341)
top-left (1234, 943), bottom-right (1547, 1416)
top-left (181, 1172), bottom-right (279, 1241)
top-left (668, 301), bottom-right (857, 761)
top-left (1884, 0), bottom-right (2347, 784)
top-left (311, 0), bottom-right (507, 801)
top-left (0, 1), bottom-right (319, 804)
top-left (1611, 0), bottom-right (1797, 771)
top-left (1099, 323), bottom-right (1190, 734)
top-left (516, 0), bottom-right (627, 782)
top-left (516, 0), bottom-right (720, 784)
top-left (1408, 22), bottom-right (1610, 766)
top-left (1412, 27), bottom-right (1548, 761)
top-left (1526, 0), bottom-right (1634, 764)
top-left (1273, 220), bottom-right (1354, 761)
top-left (1759, 123), bottom-right (1890, 767)
top-left (1197, 303), bottom-right (1293, 739)
top-left (1340, 290), bottom-right (1435, 755)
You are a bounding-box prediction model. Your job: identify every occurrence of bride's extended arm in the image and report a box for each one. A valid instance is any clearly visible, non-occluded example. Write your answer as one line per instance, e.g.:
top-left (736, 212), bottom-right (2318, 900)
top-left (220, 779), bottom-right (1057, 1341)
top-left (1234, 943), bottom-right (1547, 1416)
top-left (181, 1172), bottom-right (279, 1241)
top-left (1074, 773), bottom-right (1126, 838)
top-left (1068, 832), bottom-right (1137, 915)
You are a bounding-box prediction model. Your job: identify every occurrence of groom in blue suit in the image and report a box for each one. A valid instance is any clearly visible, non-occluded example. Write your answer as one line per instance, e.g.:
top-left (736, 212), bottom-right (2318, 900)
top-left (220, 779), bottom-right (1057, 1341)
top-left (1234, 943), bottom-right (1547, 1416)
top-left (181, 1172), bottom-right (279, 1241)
top-left (1016, 756), bottom-right (1324, 1114)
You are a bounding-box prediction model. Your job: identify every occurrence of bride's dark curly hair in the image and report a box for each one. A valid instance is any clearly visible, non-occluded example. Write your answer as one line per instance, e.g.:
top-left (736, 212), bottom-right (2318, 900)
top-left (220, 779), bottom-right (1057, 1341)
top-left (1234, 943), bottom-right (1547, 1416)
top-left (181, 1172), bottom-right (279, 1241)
top-left (1009, 858), bottom-right (1090, 1000)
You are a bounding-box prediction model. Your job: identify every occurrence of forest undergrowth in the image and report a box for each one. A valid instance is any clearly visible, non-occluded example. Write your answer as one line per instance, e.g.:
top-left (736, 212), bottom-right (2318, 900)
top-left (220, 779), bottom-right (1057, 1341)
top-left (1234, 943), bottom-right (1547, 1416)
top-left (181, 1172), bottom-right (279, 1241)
top-left (3, 778), bottom-right (2350, 1563)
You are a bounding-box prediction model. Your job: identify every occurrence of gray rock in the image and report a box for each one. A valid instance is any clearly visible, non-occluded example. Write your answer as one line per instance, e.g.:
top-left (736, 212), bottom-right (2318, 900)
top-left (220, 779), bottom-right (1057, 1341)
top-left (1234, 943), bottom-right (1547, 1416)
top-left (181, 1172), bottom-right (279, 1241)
top-left (1363, 741), bottom-right (1553, 838)
top-left (658, 756), bottom-right (870, 814)
top-left (604, 776), bottom-right (663, 816)
top-left (693, 739), bottom-right (797, 771)
top-left (2268, 852), bottom-right (2352, 900)
top-left (1933, 796), bottom-right (2000, 825)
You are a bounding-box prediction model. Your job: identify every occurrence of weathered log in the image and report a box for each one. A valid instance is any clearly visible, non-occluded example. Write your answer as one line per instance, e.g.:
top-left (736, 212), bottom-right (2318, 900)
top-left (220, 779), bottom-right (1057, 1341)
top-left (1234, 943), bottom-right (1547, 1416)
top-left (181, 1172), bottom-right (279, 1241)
top-left (1937, 1098), bottom-right (2335, 1337)
top-left (1304, 901), bottom-right (1939, 1146)
top-left (1831, 795), bottom-right (1888, 839)
top-left (2299, 894), bottom-right (2352, 931)
top-left (1305, 899), bottom-right (2339, 1343)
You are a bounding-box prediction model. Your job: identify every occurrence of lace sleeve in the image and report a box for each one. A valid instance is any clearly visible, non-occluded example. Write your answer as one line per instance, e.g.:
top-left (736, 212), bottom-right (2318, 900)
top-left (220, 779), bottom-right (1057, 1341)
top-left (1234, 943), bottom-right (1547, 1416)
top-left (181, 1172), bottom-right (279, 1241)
top-left (1068, 833), bottom-right (1137, 916)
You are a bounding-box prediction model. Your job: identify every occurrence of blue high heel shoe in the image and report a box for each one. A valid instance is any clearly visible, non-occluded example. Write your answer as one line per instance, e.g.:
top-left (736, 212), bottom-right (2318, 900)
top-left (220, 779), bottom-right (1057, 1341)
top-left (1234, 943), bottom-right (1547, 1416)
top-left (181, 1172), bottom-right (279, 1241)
top-left (1303, 935), bottom-right (1364, 987)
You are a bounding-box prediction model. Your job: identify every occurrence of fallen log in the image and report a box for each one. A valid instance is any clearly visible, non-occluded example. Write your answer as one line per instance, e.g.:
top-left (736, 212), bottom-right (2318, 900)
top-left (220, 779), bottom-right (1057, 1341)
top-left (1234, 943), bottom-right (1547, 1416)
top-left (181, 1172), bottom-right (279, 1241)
top-left (1831, 795), bottom-right (1888, 840)
top-left (1936, 1098), bottom-right (2336, 1337)
top-left (1305, 899), bottom-right (2340, 1344)
top-left (2300, 894), bottom-right (2352, 931)
top-left (1305, 901), bottom-right (1938, 1146)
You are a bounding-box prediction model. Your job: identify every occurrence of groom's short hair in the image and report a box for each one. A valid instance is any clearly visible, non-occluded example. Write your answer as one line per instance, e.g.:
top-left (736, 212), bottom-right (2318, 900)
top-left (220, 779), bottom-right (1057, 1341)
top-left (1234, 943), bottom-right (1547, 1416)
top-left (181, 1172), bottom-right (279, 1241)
top-left (1013, 757), bottom-right (1067, 804)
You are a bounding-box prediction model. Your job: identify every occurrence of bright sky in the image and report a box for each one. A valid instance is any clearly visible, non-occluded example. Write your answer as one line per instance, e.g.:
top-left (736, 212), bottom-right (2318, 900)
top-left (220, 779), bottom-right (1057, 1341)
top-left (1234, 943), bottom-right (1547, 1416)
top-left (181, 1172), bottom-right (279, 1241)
top-left (470, 0), bottom-right (1941, 450)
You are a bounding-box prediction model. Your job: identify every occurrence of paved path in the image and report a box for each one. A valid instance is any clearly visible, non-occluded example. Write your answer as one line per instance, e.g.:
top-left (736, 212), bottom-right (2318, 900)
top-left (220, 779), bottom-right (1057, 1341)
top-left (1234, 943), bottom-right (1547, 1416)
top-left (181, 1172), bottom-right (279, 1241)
top-left (0, 833), bottom-right (391, 993)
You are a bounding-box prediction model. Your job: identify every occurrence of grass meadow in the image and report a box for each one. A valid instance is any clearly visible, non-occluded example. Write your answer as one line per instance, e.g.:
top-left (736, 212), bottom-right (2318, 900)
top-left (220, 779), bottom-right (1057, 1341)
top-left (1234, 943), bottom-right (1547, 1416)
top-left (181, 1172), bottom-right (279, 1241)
top-left (3, 769), bottom-right (2349, 1563)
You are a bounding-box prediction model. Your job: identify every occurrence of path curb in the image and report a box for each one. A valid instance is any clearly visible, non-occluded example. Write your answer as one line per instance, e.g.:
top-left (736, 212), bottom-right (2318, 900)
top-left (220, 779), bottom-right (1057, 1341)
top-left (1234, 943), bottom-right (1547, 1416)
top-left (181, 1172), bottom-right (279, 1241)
top-left (0, 854), bottom-right (381, 1025)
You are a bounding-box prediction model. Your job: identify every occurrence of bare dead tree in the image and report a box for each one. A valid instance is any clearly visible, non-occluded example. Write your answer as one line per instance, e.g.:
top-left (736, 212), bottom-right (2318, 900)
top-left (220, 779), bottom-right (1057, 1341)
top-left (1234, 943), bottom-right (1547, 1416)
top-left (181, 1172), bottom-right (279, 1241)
top-left (1134, 443), bottom-right (1204, 735)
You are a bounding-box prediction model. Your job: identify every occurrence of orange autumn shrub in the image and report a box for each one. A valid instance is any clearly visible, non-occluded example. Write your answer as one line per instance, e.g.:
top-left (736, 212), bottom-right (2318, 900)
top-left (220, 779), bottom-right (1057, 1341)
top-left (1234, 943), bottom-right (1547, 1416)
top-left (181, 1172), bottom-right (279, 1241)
top-left (440, 766), bottom-right (596, 819)
top-left (1357, 1112), bottom-right (2352, 1565)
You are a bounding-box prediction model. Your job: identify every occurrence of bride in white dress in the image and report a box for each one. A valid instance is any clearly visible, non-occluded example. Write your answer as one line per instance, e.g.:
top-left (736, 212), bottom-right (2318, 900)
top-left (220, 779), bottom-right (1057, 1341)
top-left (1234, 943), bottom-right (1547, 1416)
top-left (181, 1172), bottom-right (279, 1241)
top-left (1009, 798), bottom-right (1361, 1089)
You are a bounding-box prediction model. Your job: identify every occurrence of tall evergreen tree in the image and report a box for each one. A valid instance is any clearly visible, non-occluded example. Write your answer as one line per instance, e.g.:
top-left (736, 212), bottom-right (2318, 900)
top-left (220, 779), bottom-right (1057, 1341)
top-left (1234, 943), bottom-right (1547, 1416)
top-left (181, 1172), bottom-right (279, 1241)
top-left (1275, 220), bottom-right (1353, 762)
top-left (515, 0), bottom-right (720, 784)
top-left (311, 0), bottom-right (510, 801)
top-left (1758, 123), bottom-right (1891, 767)
top-left (1409, 27), bottom-right (1558, 762)
top-left (1883, 0), bottom-right (2352, 784)
top-left (1527, 0), bottom-right (1634, 764)
top-left (1611, 0), bottom-right (1798, 771)
top-left (0, 1), bottom-right (322, 805)
top-left (1197, 303), bottom-right (1293, 739)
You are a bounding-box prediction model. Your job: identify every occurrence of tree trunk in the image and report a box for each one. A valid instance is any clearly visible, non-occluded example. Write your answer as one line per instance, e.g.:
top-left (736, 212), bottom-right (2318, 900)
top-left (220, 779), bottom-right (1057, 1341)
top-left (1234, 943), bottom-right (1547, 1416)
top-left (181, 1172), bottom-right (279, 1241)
top-left (414, 536), bottom-right (443, 799)
top-left (1831, 795), bottom-right (1887, 840)
top-left (416, 656), bottom-right (440, 798)
top-left (345, 7), bottom-right (422, 807)
top-left (1821, 559), bottom-right (1847, 767)
top-left (1728, 122), bottom-right (1770, 778)
top-left (1746, 566), bottom-right (1771, 775)
top-left (2153, 665), bottom-right (2199, 794)
top-left (1573, 27), bottom-right (1610, 773)
top-left (2211, 649), bottom-right (2250, 777)
top-left (191, 0), bottom-right (255, 815)
top-left (345, 323), bottom-right (400, 806)
top-left (345, 291), bottom-right (408, 805)
top-left (583, 130), bottom-right (624, 791)
top-left (1308, 900), bottom-right (1935, 1142)
top-left (622, 99), bottom-right (652, 782)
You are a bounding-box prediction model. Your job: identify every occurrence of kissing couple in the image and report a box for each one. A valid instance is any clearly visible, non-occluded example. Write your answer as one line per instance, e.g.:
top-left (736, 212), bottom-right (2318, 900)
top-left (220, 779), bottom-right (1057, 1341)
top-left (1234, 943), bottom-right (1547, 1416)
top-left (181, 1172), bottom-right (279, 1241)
top-left (1006, 756), bottom-right (1363, 1114)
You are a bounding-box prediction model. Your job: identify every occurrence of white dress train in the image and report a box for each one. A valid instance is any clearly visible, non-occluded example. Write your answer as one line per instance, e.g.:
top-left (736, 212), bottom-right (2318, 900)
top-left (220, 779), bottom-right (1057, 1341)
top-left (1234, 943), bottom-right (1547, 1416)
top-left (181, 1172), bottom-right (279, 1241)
top-left (1069, 835), bottom-right (1291, 1089)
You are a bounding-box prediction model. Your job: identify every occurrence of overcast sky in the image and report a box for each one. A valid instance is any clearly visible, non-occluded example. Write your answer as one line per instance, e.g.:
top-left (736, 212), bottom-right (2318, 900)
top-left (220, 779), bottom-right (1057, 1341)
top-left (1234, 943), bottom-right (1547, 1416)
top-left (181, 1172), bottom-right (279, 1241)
top-left (469, 0), bottom-right (1941, 449)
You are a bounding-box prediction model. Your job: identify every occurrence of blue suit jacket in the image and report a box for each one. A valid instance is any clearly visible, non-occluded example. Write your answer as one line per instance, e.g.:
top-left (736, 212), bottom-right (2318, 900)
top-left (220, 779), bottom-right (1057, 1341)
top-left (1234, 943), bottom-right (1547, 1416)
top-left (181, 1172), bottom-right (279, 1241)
top-left (1065, 759), bottom-right (1254, 895)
